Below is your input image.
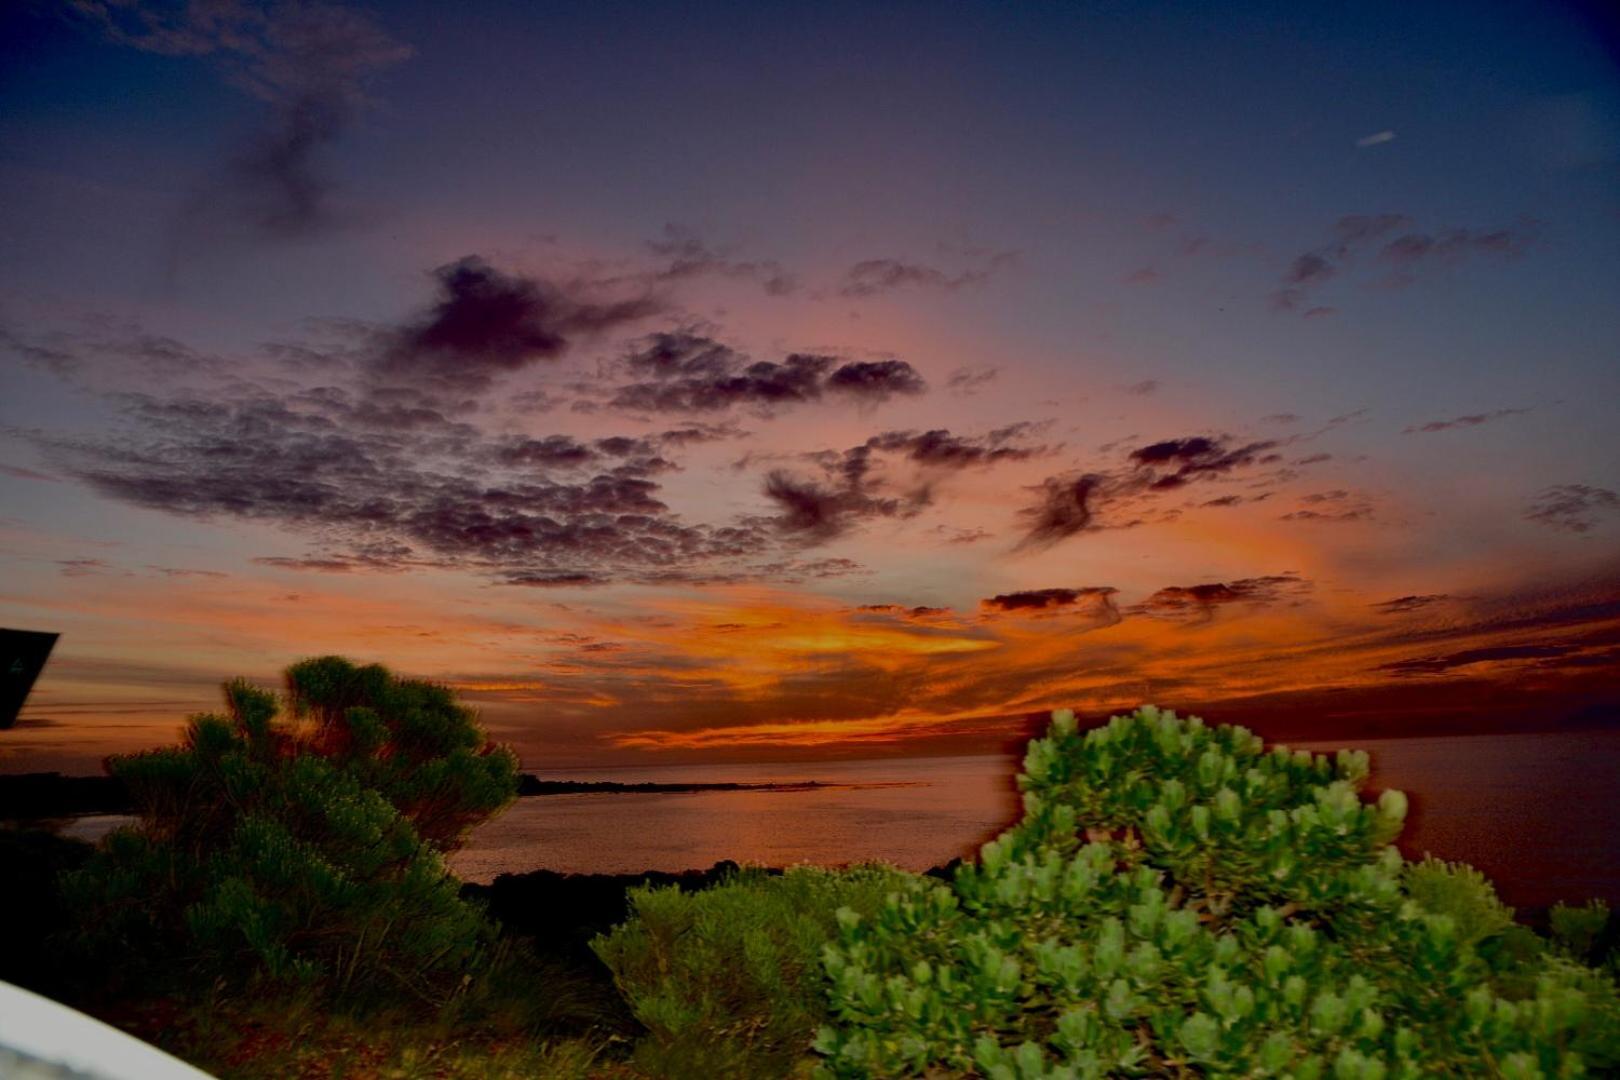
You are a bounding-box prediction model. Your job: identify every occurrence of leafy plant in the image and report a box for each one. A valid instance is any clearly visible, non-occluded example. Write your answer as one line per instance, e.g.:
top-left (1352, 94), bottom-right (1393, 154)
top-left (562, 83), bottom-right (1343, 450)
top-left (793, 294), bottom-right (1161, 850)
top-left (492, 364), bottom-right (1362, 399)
top-left (62, 657), bottom-right (519, 1003)
top-left (815, 705), bottom-right (1620, 1078)
top-left (1551, 901), bottom-right (1611, 959)
top-left (1404, 856), bottom-right (1516, 948)
top-left (593, 864), bottom-right (913, 1077)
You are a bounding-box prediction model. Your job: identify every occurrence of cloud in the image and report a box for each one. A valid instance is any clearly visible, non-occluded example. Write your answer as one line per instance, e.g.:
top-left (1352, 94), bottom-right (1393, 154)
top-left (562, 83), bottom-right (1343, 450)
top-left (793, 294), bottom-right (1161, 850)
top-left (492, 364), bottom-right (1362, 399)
top-left (0, 463), bottom-right (58, 482)
top-left (1355, 130), bottom-right (1397, 148)
top-left (1372, 594), bottom-right (1453, 615)
top-left (646, 224), bottom-right (797, 296)
top-left (32, 378), bottom-right (798, 586)
top-left (1271, 214), bottom-right (1532, 313)
top-left (372, 256), bottom-right (660, 394)
top-left (1375, 644), bottom-right (1577, 676)
top-left (855, 603), bottom-right (953, 621)
top-left (69, 0), bottom-right (413, 243)
top-left (1014, 473), bottom-right (1114, 549)
top-left (1380, 228), bottom-right (1534, 266)
top-left (605, 334), bottom-right (926, 415)
top-left (863, 426), bottom-right (1047, 470)
top-left (1133, 574), bottom-right (1309, 622)
top-left (1012, 433), bottom-right (1293, 550)
top-left (981, 587), bottom-right (1119, 619)
top-left (825, 360), bottom-right (928, 400)
top-left (760, 425), bottom-right (1045, 543)
top-left (761, 470), bottom-right (912, 541)
top-left (945, 367), bottom-right (999, 395)
top-left (1127, 436), bottom-right (1281, 489)
top-left (1122, 379), bottom-right (1159, 395)
top-left (1402, 407), bottom-right (1534, 434)
top-left (1524, 484), bottom-right (1620, 533)
top-left (1123, 267), bottom-right (1161, 286)
top-left (1278, 489), bottom-right (1375, 523)
top-left (56, 557), bottom-right (112, 577)
top-left (838, 252), bottom-right (1016, 298)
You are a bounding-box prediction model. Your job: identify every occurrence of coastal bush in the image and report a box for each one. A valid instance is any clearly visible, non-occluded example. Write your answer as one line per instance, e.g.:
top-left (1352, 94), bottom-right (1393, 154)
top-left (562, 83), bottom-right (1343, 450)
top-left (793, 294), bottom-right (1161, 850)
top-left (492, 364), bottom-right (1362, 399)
top-left (815, 705), bottom-right (1620, 1078)
top-left (593, 864), bottom-right (914, 1077)
top-left (61, 657), bottom-right (519, 1003)
top-left (1403, 855), bottom-right (1516, 948)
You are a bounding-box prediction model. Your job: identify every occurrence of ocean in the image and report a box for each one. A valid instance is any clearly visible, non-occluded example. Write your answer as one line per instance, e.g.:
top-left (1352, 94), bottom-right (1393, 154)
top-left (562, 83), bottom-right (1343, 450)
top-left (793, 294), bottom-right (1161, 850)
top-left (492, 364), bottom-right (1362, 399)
top-left (57, 731), bottom-right (1620, 909)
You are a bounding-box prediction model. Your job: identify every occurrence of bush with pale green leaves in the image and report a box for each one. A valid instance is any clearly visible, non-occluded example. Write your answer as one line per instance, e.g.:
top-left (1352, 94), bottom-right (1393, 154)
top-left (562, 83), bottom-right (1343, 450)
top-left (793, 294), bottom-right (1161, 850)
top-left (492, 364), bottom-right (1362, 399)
top-left (814, 706), bottom-right (1620, 1078)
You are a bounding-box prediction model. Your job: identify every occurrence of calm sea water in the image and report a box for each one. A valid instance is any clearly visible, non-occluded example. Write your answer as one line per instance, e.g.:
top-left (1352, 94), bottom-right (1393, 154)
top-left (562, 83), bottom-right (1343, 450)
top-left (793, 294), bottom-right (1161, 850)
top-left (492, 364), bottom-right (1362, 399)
top-left (59, 732), bottom-right (1619, 909)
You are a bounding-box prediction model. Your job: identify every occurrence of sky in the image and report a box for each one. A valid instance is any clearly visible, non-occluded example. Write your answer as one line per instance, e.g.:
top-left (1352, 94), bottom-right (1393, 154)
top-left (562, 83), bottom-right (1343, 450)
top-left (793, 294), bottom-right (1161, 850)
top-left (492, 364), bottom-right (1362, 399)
top-left (1, 0), bottom-right (1618, 773)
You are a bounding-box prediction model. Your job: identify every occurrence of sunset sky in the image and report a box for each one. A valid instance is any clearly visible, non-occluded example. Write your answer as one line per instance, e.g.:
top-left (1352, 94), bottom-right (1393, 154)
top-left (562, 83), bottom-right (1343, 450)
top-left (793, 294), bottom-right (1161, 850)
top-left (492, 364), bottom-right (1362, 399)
top-left (2, 0), bottom-right (1618, 772)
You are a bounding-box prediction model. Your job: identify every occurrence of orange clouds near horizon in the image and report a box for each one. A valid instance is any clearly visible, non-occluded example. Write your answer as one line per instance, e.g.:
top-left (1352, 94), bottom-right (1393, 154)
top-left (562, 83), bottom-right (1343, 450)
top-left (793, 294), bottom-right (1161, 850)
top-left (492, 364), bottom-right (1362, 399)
top-left (8, 562), bottom-right (1617, 773)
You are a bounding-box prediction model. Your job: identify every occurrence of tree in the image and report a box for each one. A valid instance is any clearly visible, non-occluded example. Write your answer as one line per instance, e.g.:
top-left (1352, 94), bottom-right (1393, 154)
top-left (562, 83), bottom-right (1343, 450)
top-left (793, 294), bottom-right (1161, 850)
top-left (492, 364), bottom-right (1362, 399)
top-left (64, 657), bottom-right (519, 1002)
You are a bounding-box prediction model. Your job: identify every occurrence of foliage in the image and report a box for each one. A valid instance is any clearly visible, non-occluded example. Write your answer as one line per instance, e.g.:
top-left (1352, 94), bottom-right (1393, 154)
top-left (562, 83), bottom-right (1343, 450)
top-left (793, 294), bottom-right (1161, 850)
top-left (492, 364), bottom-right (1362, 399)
top-left (1403, 856), bottom-right (1516, 949)
top-left (815, 705), bottom-right (1620, 1078)
top-left (592, 864), bottom-right (914, 1077)
top-left (0, 827), bottom-right (93, 996)
top-left (61, 657), bottom-right (519, 1002)
top-left (1551, 901), bottom-right (1613, 960)
top-left (107, 994), bottom-right (629, 1080)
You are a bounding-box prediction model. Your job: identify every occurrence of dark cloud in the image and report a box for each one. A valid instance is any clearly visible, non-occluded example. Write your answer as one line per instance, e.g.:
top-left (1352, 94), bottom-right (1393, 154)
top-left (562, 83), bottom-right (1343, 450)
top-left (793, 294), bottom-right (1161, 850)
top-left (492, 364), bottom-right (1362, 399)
top-left (1380, 228), bottom-right (1533, 266)
top-left (1127, 436), bottom-right (1281, 489)
top-left (31, 377), bottom-right (805, 586)
top-left (1123, 268), bottom-right (1161, 286)
top-left (1278, 489), bottom-right (1375, 523)
top-left (56, 558), bottom-right (111, 577)
top-left (1403, 407), bottom-right (1533, 434)
top-left (656, 421), bottom-right (750, 446)
top-left (646, 224), bottom-right (797, 296)
top-left (0, 463), bottom-right (58, 482)
top-left (981, 587), bottom-right (1118, 616)
top-left (855, 604), bottom-right (952, 621)
top-left (1134, 574), bottom-right (1309, 621)
top-left (825, 360), bottom-right (928, 400)
top-left (69, 0), bottom-right (413, 244)
top-left (838, 252), bottom-right (1016, 298)
top-left (1122, 379), bottom-right (1159, 395)
top-left (373, 256), bottom-right (659, 394)
top-left (1524, 484), bottom-right (1620, 533)
top-left (1283, 252), bottom-right (1337, 288)
top-left (605, 334), bottom-right (926, 415)
top-left (1375, 644), bottom-right (1577, 676)
top-left (863, 426), bottom-right (1046, 470)
top-left (760, 471), bottom-right (914, 542)
top-left (1014, 473), bottom-right (1113, 549)
top-left (1372, 594), bottom-right (1453, 615)
top-left (758, 425), bottom-right (1043, 543)
top-left (623, 332), bottom-right (741, 380)
top-left (1271, 214), bottom-right (1532, 313)
top-left (945, 367), bottom-right (999, 395)
top-left (1262, 413), bottom-right (1300, 424)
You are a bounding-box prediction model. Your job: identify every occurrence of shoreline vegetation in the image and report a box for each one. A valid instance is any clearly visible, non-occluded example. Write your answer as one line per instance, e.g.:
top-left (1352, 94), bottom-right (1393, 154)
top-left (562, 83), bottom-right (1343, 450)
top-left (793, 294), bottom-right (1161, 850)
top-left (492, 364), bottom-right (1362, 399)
top-left (0, 771), bottom-right (861, 820)
top-left (2, 658), bottom-right (1616, 1078)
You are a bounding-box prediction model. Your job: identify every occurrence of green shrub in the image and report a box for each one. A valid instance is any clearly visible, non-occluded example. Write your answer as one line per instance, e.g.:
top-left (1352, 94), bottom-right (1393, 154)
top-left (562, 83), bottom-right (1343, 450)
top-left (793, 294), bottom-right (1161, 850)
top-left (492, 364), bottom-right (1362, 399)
top-left (593, 864), bottom-right (913, 1077)
top-left (1404, 856), bottom-right (1516, 948)
top-left (62, 657), bottom-right (519, 1003)
top-left (1551, 900), bottom-right (1614, 966)
top-left (815, 706), bottom-right (1620, 1078)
